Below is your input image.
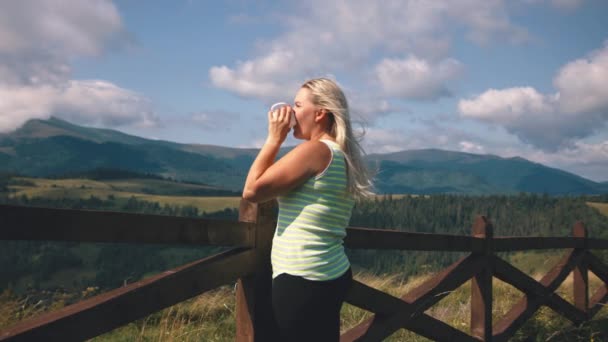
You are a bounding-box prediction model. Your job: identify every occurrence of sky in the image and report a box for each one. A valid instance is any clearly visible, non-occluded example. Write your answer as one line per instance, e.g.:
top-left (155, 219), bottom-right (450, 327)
top-left (0, 0), bottom-right (607, 182)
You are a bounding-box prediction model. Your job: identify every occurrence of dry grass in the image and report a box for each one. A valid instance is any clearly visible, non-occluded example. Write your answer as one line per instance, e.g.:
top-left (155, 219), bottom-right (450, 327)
top-left (8, 177), bottom-right (241, 213)
top-left (588, 202), bottom-right (608, 217)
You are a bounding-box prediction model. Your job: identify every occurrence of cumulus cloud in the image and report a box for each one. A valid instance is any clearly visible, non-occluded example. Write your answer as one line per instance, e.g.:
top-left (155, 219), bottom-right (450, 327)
top-left (459, 42), bottom-right (608, 151)
top-left (210, 0), bottom-right (529, 103)
top-left (375, 56), bottom-right (463, 100)
top-left (554, 44), bottom-right (608, 114)
top-left (0, 0), bottom-right (154, 133)
top-left (0, 81), bottom-right (158, 132)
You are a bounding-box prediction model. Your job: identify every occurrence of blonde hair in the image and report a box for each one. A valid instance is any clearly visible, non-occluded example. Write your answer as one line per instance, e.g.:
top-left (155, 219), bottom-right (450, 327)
top-left (301, 78), bottom-right (375, 201)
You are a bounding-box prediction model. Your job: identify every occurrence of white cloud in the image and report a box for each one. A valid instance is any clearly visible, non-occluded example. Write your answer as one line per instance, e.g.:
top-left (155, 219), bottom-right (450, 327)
top-left (375, 56), bottom-right (463, 100)
top-left (554, 43), bottom-right (608, 114)
top-left (0, 81), bottom-right (158, 132)
top-left (459, 87), bottom-right (552, 123)
top-left (459, 141), bottom-right (486, 153)
top-left (0, 0), bottom-right (127, 87)
top-left (459, 42), bottom-right (608, 151)
top-left (0, 0), bottom-right (155, 133)
top-left (210, 0), bottom-right (529, 103)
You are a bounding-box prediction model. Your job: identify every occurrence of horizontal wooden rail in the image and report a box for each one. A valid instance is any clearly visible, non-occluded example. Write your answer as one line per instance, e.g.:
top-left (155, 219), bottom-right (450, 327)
top-left (0, 247), bottom-right (256, 342)
top-left (345, 229), bottom-right (608, 252)
top-left (587, 238), bottom-right (608, 249)
top-left (493, 237), bottom-right (586, 251)
top-left (0, 204), bottom-right (254, 247)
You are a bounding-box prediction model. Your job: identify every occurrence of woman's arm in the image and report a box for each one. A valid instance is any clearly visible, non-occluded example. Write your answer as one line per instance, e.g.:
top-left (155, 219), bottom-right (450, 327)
top-left (242, 105), bottom-right (330, 203)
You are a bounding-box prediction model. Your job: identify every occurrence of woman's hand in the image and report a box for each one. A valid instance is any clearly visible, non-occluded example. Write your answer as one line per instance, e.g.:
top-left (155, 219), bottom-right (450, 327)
top-left (266, 105), bottom-right (292, 146)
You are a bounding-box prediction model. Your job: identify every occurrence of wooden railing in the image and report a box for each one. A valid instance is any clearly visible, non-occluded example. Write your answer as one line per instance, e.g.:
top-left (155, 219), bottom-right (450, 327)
top-left (0, 201), bottom-right (607, 341)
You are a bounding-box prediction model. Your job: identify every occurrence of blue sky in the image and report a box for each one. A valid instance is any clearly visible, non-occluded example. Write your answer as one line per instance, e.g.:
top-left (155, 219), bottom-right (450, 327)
top-left (1, 0), bottom-right (607, 181)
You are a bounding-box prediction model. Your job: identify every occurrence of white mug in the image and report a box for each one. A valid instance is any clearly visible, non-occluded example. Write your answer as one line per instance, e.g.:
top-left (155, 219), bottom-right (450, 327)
top-left (270, 102), bottom-right (297, 128)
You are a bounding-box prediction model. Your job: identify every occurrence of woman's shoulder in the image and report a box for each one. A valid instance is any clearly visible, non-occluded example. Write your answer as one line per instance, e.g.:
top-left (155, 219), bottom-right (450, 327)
top-left (287, 140), bottom-right (332, 170)
top-left (296, 139), bottom-right (333, 152)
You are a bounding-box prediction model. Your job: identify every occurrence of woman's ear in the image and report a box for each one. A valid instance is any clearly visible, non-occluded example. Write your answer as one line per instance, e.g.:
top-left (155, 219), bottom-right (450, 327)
top-left (314, 109), bottom-right (328, 123)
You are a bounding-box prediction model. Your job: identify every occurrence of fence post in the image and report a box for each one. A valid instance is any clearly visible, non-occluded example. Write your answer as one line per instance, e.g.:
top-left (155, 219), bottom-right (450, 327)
top-left (471, 216), bottom-right (494, 341)
top-left (236, 199), bottom-right (278, 342)
top-left (573, 221), bottom-right (588, 320)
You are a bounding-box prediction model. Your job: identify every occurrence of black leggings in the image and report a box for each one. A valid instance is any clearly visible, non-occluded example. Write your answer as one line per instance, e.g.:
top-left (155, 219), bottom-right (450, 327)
top-left (271, 268), bottom-right (353, 342)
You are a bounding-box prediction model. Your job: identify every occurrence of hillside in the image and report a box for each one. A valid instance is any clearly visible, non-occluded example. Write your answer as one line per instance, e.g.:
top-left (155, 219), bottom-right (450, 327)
top-left (0, 117), bottom-right (605, 195)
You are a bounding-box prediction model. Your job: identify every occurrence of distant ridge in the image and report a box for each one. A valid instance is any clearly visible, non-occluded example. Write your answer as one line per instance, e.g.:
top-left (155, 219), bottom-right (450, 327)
top-left (0, 117), bottom-right (605, 195)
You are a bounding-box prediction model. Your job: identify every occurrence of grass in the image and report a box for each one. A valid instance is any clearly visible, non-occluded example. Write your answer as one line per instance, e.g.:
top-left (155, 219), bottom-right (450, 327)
top-left (588, 202), bottom-right (608, 217)
top-left (2, 264), bottom-right (606, 341)
top-left (8, 177), bottom-right (241, 213)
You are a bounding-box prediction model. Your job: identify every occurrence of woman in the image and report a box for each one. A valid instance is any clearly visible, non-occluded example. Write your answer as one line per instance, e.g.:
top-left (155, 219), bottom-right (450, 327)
top-left (242, 78), bottom-right (373, 341)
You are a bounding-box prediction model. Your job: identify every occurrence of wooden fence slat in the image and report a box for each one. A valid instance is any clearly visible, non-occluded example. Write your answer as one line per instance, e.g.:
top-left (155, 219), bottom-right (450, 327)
top-left (343, 255), bottom-right (485, 341)
top-left (235, 200), bottom-right (278, 342)
top-left (403, 255), bottom-right (483, 304)
top-left (493, 237), bottom-right (585, 251)
top-left (588, 285), bottom-right (608, 318)
top-left (344, 227), bottom-right (475, 251)
top-left (585, 251), bottom-right (608, 318)
top-left (340, 280), bottom-right (478, 342)
top-left (0, 248), bottom-right (256, 342)
top-left (0, 204), bottom-right (254, 246)
top-left (492, 249), bottom-right (585, 341)
top-left (493, 256), bottom-right (586, 324)
top-left (471, 216), bottom-right (493, 341)
top-left (587, 238), bottom-right (608, 250)
top-left (572, 223), bottom-right (589, 319)
top-left (586, 252), bottom-right (608, 284)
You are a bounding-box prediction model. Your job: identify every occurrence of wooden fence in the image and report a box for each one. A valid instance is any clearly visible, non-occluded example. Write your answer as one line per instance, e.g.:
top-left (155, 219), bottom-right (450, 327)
top-left (0, 201), bottom-right (607, 341)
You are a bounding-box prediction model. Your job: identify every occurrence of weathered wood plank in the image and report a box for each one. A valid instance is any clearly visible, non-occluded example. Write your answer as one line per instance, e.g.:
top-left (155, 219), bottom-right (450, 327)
top-left (471, 216), bottom-right (493, 341)
top-left (345, 226), bottom-right (475, 251)
top-left (235, 200), bottom-right (278, 342)
top-left (572, 223), bottom-right (589, 319)
top-left (493, 237), bottom-right (585, 251)
top-left (492, 249), bottom-right (585, 341)
top-left (493, 256), bottom-right (586, 324)
top-left (588, 285), bottom-right (608, 318)
top-left (0, 247), bottom-right (255, 342)
top-left (343, 255), bottom-right (484, 341)
top-left (586, 252), bottom-right (608, 284)
top-left (586, 251), bottom-right (608, 318)
top-left (341, 280), bottom-right (478, 342)
top-left (587, 238), bottom-right (608, 250)
top-left (0, 204), bottom-right (254, 246)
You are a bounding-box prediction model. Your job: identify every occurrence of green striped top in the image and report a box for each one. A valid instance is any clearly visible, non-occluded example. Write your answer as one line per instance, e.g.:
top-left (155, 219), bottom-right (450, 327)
top-left (271, 139), bottom-right (355, 281)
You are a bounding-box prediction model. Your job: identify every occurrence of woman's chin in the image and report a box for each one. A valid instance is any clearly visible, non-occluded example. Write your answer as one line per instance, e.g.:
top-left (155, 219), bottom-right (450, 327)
top-left (293, 129), bottom-right (302, 139)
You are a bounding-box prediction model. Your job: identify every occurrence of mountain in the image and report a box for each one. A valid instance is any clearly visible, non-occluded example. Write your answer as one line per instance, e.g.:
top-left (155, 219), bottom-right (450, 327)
top-left (0, 117), bottom-right (605, 195)
top-left (367, 150), bottom-right (602, 195)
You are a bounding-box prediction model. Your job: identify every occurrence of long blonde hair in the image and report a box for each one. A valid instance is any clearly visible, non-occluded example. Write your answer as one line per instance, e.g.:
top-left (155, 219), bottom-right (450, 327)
top-left (301, 78), bottom-right (374, 201)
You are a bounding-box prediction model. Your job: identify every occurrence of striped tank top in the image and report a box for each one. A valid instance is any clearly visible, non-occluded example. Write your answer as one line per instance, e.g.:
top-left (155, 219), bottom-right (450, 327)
top-left (271, 139), bottom-right (355, 281)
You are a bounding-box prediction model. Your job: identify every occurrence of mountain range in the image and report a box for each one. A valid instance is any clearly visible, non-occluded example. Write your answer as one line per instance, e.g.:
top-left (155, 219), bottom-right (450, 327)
top-left (0, 117), bottom-right (606, 195)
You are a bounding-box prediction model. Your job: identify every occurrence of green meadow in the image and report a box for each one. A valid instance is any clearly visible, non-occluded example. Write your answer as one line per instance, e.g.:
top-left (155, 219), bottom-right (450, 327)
top-left (8, 177), bottom-right (242, 213)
